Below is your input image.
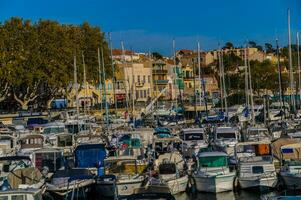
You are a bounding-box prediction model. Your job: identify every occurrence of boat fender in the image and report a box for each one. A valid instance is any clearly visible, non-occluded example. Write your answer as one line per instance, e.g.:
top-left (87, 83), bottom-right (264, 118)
top-left (233, 176), bottom-right (239, 191)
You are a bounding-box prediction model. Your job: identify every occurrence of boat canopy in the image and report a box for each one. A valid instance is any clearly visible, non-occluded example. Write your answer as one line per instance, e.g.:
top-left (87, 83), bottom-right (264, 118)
top-left (74, 143), bottom-right (106, 168)
top-left (154, 127), bottom-right (171, 138)
top-left (198, 152), bottom-right (228, 168)
top-left (281, 143), bottom-right (301, 160)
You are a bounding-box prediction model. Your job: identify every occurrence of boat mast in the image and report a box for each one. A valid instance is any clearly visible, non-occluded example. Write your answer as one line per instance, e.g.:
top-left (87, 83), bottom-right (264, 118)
top-left (244, 47), bottom-right (249, 109)
top-left (288, 8), bottom-right (295, 112)
top-left (218, 49), bottom-right (224, 112)
top-left (221, 52), bottom-right (228, 121)
top-left (173, 39), bottom-right (178, 108)
top-left (297, 32), bottom-right (301, 108)
top-left (97, 48), bottom-right (103, 114)
top-left (198, 42), bottom-right (208, 117)
top-left (131, 48), bottom-right (135, 117)
top-left (82, 53), bottom-right (87, 117)
top-left (276, 38), bottom-right (284, 118)
top-left (109, 32), bottom-right (117, 114)
top-left (74, 55), bottom-right (79, 120)
top-left (101, 47), bottom-right (109, 128)
top-left (197, 42), bottom-right (202, 110)
top-left (247, 46), bottom-right (255, 124)
top-left (121, 41), bottom-right (129, 112)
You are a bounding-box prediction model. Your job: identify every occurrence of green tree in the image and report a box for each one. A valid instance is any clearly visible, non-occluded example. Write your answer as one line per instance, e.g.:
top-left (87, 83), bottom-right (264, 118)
top-left (152, 52), bottom-right (163, 60)
top-left (265, 43), bottom-right (274, 53)
top-left (0, 17), bottom-right (111, 110)
top-left (223, 42), bottom-right (234, 49)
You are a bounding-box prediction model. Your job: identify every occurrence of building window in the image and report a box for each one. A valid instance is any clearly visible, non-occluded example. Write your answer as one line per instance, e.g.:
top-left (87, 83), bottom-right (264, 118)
top-left (136, 91), bottom-right (139, 98)
top-left (144, 90), bottom-right (147, 98)
top-left (137, 75), bottom-right (140, 83)
top-left (148, 75), bottom-right (151, 83)
top-left (108, 83), bottom-right (112, 90)
top-left (143, 75), bottom-right (146, 83)
top-left (140, 90), bottom-right (143, 98)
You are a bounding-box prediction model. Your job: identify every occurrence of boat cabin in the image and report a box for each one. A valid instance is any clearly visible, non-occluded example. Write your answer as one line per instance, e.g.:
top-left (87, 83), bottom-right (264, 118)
top-left (0, 135), bottom-right (17, 156)
top-left (235, 141), bottom-right (273, 163)
top-left (19, 134), bottom-right (44, 149)
top-left (31, 148), bottom-right (64, 173)
top-left (245, 127), bottom-right (270, 142)
top-left (153, 127), bottom-right (172, 138)
top-left (104, 156), bottom-right (140, 175)
top-left (180, 128), bottom-right (208, 157)
top-left (42, 123), bottom-right (65, 135)
top-left (0, 189), bottom-right (43, 200)
top-left (153, 137), bottom-right (182, 155)
top-left (214, 127), bottom-right (239, 142)
top-left (197, 151), bottom-right (229, 170)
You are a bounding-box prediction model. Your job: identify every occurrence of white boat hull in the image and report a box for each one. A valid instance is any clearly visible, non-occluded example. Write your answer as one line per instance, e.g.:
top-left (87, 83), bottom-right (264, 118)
top-left (166, 175), bottom-right (188, 195)
top-left (239, 176), bottom-right (277, 189)
top-left (46, 179), bottom-right (94, 197)
top-left (281, 173), bottom-right (301, 190)
top-left (193, 173), bottom-right (235, 193)
top-left (96, 178), bottom-right (144, 197)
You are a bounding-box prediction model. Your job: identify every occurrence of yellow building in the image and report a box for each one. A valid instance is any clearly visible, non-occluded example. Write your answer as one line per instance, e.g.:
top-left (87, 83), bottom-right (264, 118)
top-left (152, 60), bottom-right (169, 99)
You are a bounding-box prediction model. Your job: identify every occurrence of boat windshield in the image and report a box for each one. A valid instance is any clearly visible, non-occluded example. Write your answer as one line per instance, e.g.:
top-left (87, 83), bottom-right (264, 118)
top-left (248, 130), bottom-right (268, 136)
top-left (43, 126), bottom-right (65, 135)
top-left (216, 132), bottom-right (236, 139)
top-left (57, 135), bottom-right (73, 147)
top-left (199, 156), bottom-right (227, 168)
top-left (184, 133), bottom-right (203, 141)
top-left (159, 163), bottom-right (176, 174)
top-left (105, 160), bottom-right (137, 175)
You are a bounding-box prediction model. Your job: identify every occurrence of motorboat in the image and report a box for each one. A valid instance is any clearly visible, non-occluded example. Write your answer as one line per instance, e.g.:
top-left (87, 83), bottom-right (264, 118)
top-left (235, 141), bottom-right (278, 190)
top-left (214, 126), bottom-right (240, 157)
top-left (180, 128), bottom-right (208, 158)
top-left (95, 156), bottom-right (145, 197)
top-left (244, 127), bottom-right (271, 142)
top-left (193, 151), bottom-right (235, 193)
top-left (155, 152), bottom-right (188, 195)
top-left (46, 168), bottom-right (95, 200)
top-left (280, 143), bottom-right (301, 190)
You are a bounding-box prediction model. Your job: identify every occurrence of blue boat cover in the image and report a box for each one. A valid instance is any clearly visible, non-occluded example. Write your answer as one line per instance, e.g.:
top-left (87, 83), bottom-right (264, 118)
top-left (74, 144), bottom-right (106, 168)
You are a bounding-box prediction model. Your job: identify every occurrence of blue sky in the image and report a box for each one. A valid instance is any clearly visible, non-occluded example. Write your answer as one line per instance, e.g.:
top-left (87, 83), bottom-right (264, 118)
top-left (0, 0), bottom-right (300, 55)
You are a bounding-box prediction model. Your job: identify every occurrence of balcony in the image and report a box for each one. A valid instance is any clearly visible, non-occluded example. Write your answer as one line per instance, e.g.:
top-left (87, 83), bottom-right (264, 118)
top-left (153, 69), bottom-right (168, 74)
top-left (135, 81), bottom-right (144, 87)
top-left (153, 80), bottom-right (169, 85)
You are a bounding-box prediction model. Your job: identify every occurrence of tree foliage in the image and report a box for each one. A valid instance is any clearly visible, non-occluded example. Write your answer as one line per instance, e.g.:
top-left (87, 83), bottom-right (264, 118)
top-left (0, 17), bottom-right (110, 110)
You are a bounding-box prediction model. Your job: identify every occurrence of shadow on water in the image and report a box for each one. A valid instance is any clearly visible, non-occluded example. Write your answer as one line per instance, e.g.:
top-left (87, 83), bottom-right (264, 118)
top-left (175, 190), bottom-right (281, 200)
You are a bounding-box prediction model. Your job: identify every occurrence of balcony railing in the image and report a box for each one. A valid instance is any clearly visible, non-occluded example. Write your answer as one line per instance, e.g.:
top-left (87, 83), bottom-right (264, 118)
top-left (152, 69), bottom-right (168, 74)
top-left (153, 80), bottom-right (169, 85)
top-left (135, 81), bottom-right (144, 87)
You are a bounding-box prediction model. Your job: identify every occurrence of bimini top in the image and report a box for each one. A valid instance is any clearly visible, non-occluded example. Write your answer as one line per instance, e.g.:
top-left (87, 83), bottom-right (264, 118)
top-left (75, 143), bottom-right (105, 151)
top-left (154, 127), bottom-right (171, 134)
top-left (247, 127), bottom-right (268, 131)
top-left (281, 143), bottom-right (301, 150)
top-left (105, 155), bottom-right (137, 162)
top-left (181, 128), bottom-right (205, 134)
top-left (236, 140), bottom-right (271, 147)
top-left (216, 127), bottom-right (238, 133)
top-left (198, 151), bottom-right (227, 158)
